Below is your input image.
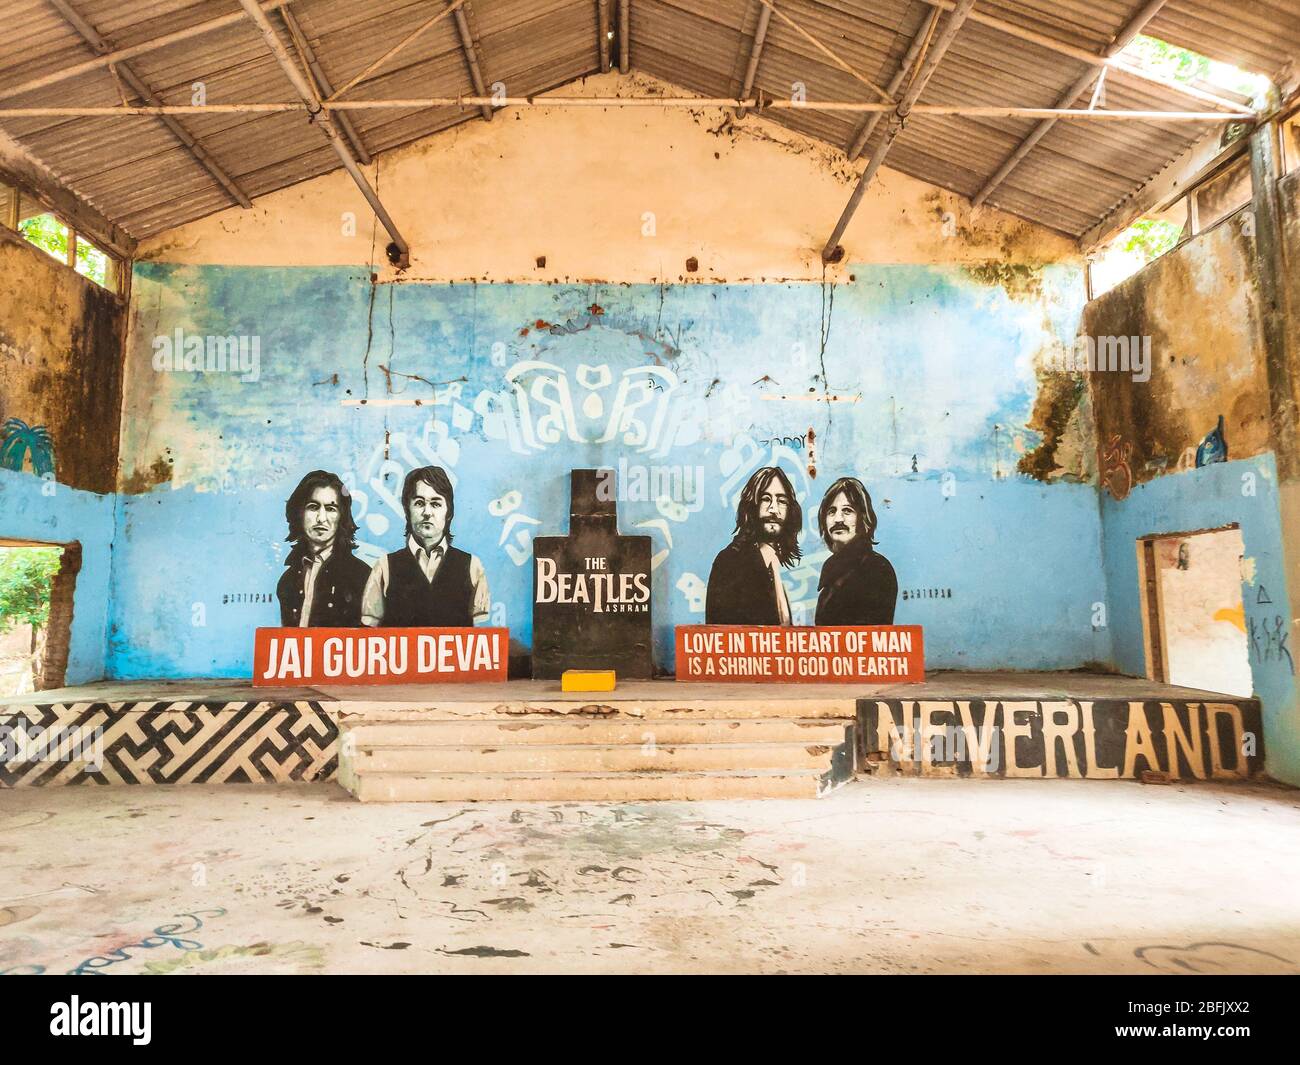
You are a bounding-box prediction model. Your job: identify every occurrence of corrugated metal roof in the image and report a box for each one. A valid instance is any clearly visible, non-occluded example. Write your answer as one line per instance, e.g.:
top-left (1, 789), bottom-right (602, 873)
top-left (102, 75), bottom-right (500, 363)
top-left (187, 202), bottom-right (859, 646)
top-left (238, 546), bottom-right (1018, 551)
top-left (0, 0), bottom-right (1288, 246)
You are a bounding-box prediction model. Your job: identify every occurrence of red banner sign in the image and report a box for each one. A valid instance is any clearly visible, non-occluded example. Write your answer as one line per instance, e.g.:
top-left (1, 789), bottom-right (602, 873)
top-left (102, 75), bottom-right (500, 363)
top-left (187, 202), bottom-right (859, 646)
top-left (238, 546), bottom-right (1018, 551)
top-left (675, 625), bottom-right (924, 683)
top-left (253, 627), bottom-right (508, 686)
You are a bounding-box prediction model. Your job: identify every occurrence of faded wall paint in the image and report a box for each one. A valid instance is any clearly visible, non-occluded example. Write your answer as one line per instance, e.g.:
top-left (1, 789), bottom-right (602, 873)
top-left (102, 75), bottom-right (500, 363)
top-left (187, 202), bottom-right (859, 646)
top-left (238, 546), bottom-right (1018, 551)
top-left (0, 231), bottom-right (125, 686)
top-left (1100, 458), bottom-right (1295, 783)
top-left (0, 232), bottom-right (126, 493)
top-left (136, 73), bottom-right (1079, 284)
top-left (1085, 212), bottom-right (1271, 493)
top-left (1279, 167), bottom-right (1300, 439)
top-left (110, 261), bottom-right (1101, 678)
top-left (1080, 189), bottom-right (1300, 784)
top-left (0, 470), bottom-right (114, 687)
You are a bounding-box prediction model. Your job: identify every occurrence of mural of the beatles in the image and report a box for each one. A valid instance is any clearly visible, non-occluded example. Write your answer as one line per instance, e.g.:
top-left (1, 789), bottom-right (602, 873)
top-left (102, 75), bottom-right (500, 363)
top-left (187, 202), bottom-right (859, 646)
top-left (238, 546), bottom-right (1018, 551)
top-left (360, 465), bottom-right (491, 627)
top-left (276, 470), bottom-right (371, 627)
top-left (814, 476), bottom-right (897, 625)
top-left (704, 467), bottom-right (897, 626)
top-left (705, 466), bottom-right (801, 625)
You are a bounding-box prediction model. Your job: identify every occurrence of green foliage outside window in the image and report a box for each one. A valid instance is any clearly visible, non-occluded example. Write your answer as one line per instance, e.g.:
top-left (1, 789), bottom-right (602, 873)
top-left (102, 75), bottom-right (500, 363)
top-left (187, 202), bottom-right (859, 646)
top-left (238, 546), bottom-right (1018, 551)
top-left (18, 213), bottom-right (109, 286)
top-left (1119, 218), bottom-right (1185, 263)
top-left (0, 547), bottom-right (63, 635)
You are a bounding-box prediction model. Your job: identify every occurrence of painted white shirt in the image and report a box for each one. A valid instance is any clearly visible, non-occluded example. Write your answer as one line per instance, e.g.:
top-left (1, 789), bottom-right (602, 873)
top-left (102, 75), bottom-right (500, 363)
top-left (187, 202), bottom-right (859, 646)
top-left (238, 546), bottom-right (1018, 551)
top-left (361, 534), bottom-right (490, 626)
top-left (298, 545), bottom-right (333, 627)
top-left (758, 542), bottom-right (792, 626)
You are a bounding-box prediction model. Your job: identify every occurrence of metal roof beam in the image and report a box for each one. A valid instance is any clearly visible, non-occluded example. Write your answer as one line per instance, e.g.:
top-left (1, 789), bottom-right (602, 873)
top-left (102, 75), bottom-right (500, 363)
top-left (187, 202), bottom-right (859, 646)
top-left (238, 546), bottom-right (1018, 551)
top-left (279, 7), bottom-right (371, 164)
top-left (754, 0), bottom-right (892, 103)
top-left (327, 0), bottom-right (468, 102)
top-left (821, 0), bottom-right (978, 262)
top-left (735, 1), bottom-right (773, 118)
top-left (0, 0), bottom-right (296, 102)
top-left (236, 0), bottom-right (410, 268)
top-left (597, 0), bottom-right (611, 73)
top-left (618, 0), bottom-right (630, 75)
top-left (915, 0), bottom-right (1249, 113)
top-left (452, 5), bottom-right (493, 122)
top-left (973, 0), bottom-right (1171, 208)
top-left (846, 8), bottom-right (940, 160)
top-left (0, 126), bottom-right (136, 259)
top-left (45, 0), bottom-right (252, 210)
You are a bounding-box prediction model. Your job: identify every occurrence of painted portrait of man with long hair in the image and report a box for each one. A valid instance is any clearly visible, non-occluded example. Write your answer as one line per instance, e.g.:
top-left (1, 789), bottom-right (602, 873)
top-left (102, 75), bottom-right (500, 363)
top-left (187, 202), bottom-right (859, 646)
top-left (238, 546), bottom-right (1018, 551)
top-left (705, 466), bottom-right (802, 625)
top-left (275, 470), bottom-right (370, 627)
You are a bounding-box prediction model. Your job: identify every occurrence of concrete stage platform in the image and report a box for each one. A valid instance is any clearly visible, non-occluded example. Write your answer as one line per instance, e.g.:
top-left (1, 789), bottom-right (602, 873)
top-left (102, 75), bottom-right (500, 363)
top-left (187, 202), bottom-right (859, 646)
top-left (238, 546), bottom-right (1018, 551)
top-left (0, 670), bottom-right (1250, 708)
top-left (0, 672), bottom-right (1266, 798)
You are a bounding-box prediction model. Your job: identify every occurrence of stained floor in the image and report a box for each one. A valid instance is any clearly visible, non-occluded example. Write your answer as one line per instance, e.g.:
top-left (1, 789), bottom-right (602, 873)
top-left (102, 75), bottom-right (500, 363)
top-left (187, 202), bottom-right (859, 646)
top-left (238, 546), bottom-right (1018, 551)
top-left (2, 778), bottom-right (1299, 974)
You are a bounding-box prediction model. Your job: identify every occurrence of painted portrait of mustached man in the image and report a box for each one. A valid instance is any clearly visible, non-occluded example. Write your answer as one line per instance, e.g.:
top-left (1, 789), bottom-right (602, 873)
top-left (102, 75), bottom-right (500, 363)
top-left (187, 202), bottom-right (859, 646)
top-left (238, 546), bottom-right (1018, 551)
top-left (815, 476), bottom-right (897, 625)
top-left (705, 466), bottom-right (802, 625)
top-left (276, 470), bottom-right (371, 627)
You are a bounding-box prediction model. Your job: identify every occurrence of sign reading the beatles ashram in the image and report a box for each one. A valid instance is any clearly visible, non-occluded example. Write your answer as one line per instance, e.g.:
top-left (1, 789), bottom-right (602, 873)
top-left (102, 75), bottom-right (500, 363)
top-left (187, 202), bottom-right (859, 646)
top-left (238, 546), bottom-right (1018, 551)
top-left (254, 627), bottom-right (508, 685)
top-left (532, 469), bottom-right (653, 679)
top-left (676, 625), bottom-right (924, 682)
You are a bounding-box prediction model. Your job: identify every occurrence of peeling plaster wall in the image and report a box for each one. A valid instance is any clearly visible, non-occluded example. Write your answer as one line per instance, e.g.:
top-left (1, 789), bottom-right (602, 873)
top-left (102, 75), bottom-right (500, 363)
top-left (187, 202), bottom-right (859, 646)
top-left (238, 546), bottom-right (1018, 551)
top-left (1085, 214), bottom-right (1298, 784)
top-left (1280, 168), bottom-right (1300, 421)
top-left (0, 230), bottom-right (126, 684)
top-left (0, 233), bottom-right (126, 492)
top-left (1086, 213), bottom-right (1270, 485)
top-left (136, 73), bottom-right (1079, 284)
top-left (111, 263), bottom-right (1100, 678)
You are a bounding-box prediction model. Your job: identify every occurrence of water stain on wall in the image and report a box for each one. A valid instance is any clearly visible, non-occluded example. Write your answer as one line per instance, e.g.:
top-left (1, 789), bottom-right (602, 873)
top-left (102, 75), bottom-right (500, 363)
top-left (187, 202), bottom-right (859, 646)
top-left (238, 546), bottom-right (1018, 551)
top-left (1085, 215), bottom-right (1270, 495)
top-left (0, 234), bottom-right (125, 494)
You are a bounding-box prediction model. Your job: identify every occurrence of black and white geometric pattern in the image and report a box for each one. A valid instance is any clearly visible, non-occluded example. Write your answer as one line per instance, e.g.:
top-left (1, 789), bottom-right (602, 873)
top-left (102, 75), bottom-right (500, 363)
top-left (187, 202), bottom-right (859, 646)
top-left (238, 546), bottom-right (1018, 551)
top-left (0, 701), bottom-right (338, 787)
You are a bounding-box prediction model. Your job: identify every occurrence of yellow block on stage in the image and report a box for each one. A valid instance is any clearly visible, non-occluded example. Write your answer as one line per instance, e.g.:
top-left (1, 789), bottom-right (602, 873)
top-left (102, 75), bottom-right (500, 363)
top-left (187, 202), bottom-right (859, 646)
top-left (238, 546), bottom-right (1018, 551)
top-left (561, 670), bottom-right (616, 692)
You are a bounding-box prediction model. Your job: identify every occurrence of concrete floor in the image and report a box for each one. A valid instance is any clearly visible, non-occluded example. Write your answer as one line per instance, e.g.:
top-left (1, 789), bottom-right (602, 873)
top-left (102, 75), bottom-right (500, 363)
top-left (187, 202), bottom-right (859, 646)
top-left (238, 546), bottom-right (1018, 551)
top-left (2, 778), bottom-right (1298, 975)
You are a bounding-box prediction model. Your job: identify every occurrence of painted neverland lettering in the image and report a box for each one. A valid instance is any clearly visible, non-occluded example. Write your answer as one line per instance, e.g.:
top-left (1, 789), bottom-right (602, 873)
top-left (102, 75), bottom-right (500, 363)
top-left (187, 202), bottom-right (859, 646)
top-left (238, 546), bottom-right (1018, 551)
top-left (677, 625), bottom-right (924, 682)
top-left (254, 627), bottom-right (507, 685)
top-left (860, 699), bottom-right (1263, 779)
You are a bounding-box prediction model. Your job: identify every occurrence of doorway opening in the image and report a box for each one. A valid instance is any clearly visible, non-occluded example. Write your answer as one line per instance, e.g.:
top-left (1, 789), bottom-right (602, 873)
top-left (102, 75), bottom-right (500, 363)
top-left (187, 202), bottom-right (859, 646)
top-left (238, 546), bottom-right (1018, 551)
top-left (1138, 525), bottom-right (1252, 697)
top-left (0, 538), bottom-right (80, 697)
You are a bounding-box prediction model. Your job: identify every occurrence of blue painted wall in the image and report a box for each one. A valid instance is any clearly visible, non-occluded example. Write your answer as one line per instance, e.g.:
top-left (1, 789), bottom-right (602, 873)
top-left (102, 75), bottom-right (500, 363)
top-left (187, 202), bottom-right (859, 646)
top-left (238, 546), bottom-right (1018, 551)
top-left (0, 468), bottom-right (115, 685)
top-left (107, 261), bottom-right (1107, 677)
top-left (1100, 456), bottom-right (1298, 783)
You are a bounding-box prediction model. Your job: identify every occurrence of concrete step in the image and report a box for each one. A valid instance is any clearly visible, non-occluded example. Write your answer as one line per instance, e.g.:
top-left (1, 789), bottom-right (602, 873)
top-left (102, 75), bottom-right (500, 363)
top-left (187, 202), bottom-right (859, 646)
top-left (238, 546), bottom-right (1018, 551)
top-left (354, 768), bottom-right (840, 802)
top-left (354, 741), bottom-right (841, 775)
top-left (345, 718), bottom-right (852, 748)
